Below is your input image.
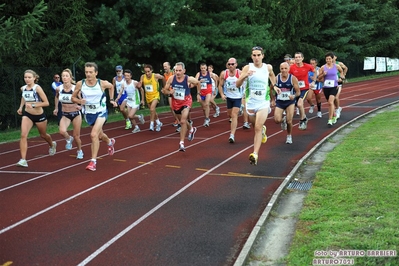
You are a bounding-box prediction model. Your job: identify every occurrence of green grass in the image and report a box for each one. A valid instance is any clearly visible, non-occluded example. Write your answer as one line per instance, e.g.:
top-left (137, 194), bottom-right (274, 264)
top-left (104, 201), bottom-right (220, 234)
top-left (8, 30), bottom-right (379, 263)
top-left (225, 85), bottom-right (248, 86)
top-left (285, 106), bottom-right (399, 265)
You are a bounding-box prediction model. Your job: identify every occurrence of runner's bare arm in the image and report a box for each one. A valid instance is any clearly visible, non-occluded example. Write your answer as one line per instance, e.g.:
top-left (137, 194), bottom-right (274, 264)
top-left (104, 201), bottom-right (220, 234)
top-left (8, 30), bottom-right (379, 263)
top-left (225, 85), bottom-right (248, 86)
top-left (72, 81), bottom-right (83, 104)
top-left (162, 75), bottom-right (174, 95)
top-left (187, 76), bottom-right (200, 95)
top-left (236, 65), bottom-right (249, 88)
top-left (218, 70), bottom-right (226, 99)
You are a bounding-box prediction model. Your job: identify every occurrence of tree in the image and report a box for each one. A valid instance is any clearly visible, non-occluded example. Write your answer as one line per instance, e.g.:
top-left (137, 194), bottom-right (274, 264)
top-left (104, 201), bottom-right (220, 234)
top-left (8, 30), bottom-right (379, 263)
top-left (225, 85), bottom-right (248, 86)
top-left (357, 0), bottom-right (399, 57)
top-left (21, 0), bottom-right (93, 68)
top-left (86, 0), bottom-right (197, 75)
top-left (0, 1), bottom-right (47, 63)
top-left (175, 0), bottom-right (284, 70)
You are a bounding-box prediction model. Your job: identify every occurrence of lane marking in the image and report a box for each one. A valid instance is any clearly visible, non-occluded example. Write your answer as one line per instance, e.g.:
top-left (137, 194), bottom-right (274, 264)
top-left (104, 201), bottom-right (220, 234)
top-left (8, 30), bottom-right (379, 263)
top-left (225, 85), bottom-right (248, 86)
top-left (165, 165), bottom-right (181, 168)
top-left (0, 171), bottom-right (50, 175)
top-left (0, 128), bottom-right (254, 235)
top-left (113, 159), bottom-right (126, 162)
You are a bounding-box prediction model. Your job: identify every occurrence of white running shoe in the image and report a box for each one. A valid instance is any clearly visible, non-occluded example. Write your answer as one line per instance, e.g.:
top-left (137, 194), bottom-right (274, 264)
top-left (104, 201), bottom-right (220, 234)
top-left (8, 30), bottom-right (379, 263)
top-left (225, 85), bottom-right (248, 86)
top-left (213, 106), bottom-right (220, 117)
top-left (286, 135), bottom-right (293, 144)
top-left (16, 159), bottom-right (28, 167)
top-left (243, 122), bottom-right (251, 129)
top-left (138, 114), bottom-right (145, 124)
top-left (49, 141), bottom-right (57, 156)
top-left (203, 118), bottom-right (210, 127)
top-left (309, 105), bottom-right (314, 114)
top-left (239, 105), bottom-right (244, 116)
top-left (149, 124), bottom-right (154, 131)
top-left (132, 127), bottom-right (140, 133)
top-left (156, 122), bottom-right (163, 132)
top-left (65, 136), bottom-right (74, 150)
top-left (281, 116), bottom-right (287, 130)
top-left (317, 111), bottom-right (322, 118)
top-left (188, 127), bottom-right (197, 141)
top-left (108, 138), bottom-right (115, 156)
top-left (336, 107), bottom-right (342, 119)
top-left (76, 150), bottom-right (84, 160)
top-left (179, 143), bottom-right (185, 152)
top-left (229, 134), bottom-right (235, 143)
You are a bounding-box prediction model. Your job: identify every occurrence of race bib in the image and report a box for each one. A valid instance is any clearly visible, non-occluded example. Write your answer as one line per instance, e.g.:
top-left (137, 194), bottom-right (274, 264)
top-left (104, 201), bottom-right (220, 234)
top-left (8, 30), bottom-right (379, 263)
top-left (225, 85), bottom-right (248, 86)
top-left (200, 82), bottom-right (207, 90)
top-left (173, 88), bottom-right (185, 100)
top-left (23, 91), bottom-right (35, 101)
top-left (298, 80), bottom-right (305, 88)
top-left (145, 85), bottom-right (154, 92)
top-left (324, 79), bottom-right (334, 87)
top-left (250, 89), bottom-right (265, 100)
top-left (116, 84), bottom-right (123, 94)
top-left (85, 103), bottom-right (101, 113)
top-left (60, 94), bottom-right (72, 103)
top-left (277, 91), bottom-right (291, 101)
top-left (127, 93), bottom-right (135, 101)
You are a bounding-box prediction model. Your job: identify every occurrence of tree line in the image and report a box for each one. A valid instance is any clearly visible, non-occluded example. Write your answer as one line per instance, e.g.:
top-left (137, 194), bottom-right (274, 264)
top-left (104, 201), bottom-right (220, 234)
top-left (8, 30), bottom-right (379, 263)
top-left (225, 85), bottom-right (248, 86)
top-left (1, 0), bottom-right (398, 129)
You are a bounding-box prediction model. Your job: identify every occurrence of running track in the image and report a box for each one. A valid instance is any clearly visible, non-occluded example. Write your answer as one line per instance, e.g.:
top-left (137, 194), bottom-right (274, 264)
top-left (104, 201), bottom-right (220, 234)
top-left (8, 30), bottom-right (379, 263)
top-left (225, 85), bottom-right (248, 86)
top-left (0, 76), bottom-right (398, 266)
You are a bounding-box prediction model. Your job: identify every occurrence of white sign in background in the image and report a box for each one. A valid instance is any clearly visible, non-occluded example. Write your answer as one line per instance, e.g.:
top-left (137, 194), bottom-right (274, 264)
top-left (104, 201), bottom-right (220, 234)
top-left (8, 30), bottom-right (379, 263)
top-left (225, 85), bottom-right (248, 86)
top-left (363, 57), bottom-right (375, 70)
top-left (376, 57), bottom-right (386, 72)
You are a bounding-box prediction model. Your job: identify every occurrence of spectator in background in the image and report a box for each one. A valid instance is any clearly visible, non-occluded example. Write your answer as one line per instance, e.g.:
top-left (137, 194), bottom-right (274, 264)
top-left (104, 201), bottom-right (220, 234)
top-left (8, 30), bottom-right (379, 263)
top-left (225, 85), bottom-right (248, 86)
top-left (52, 73), bottom-right (63, 124)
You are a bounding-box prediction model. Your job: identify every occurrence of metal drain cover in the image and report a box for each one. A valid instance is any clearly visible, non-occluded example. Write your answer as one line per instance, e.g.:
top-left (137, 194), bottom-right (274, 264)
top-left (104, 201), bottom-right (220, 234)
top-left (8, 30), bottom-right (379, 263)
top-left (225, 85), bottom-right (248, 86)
top-left (287, 181), bottom-right (313, 191)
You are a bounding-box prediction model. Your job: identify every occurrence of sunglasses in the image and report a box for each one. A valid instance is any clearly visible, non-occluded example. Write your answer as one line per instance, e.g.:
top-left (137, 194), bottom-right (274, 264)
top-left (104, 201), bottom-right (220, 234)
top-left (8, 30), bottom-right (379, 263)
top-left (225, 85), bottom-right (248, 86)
top-left (252, 46), bottom-right (263, 51)
top-left (227, 63), bottom-right (236, 66)
top-left (54, 76), bottom-right (60, 79)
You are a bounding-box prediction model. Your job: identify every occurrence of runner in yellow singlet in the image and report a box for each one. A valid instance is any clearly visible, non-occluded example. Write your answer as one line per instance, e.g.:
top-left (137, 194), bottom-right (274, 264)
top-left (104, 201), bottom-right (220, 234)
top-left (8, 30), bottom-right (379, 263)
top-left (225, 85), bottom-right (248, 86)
top-left (140, 64), bottom-right (164, 131)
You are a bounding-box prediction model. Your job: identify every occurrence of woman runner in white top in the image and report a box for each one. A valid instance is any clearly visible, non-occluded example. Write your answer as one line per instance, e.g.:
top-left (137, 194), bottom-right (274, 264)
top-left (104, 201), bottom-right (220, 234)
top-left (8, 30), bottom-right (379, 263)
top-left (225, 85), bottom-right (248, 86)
top-left (54, 68), bottom-right (84, 159)
top-left (16, 70), bottom-right (57, 167)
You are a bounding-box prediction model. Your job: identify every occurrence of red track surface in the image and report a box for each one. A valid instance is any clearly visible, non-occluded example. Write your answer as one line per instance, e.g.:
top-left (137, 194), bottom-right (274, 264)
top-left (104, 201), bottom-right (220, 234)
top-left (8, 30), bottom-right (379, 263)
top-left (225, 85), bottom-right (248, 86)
top-left (0, 76), bottom-right (398, 265)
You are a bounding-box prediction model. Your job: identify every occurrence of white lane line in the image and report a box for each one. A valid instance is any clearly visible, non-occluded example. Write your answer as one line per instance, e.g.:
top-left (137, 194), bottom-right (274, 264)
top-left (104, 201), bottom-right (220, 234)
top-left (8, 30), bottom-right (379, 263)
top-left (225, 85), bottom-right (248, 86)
top-left (0, 129), bottom-right (210, 191)
top-left (0, 127), bottom-right (252, 234)
top-left (0, 171), bottom-right (50, 174)
top-left (77, 129), bottom-right (282, 266)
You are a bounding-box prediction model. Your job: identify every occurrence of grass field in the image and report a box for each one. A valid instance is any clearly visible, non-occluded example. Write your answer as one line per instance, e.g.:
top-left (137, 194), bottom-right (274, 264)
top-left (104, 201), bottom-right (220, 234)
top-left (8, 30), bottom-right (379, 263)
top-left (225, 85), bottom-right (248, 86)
top-left (285, 105), bottom-right (399, 265)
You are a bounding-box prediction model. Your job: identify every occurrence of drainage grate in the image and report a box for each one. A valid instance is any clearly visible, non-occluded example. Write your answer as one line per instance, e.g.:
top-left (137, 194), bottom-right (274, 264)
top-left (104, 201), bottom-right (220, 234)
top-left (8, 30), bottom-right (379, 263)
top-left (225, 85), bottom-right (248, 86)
top-left (287, 181), bottom-right (313, 191)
